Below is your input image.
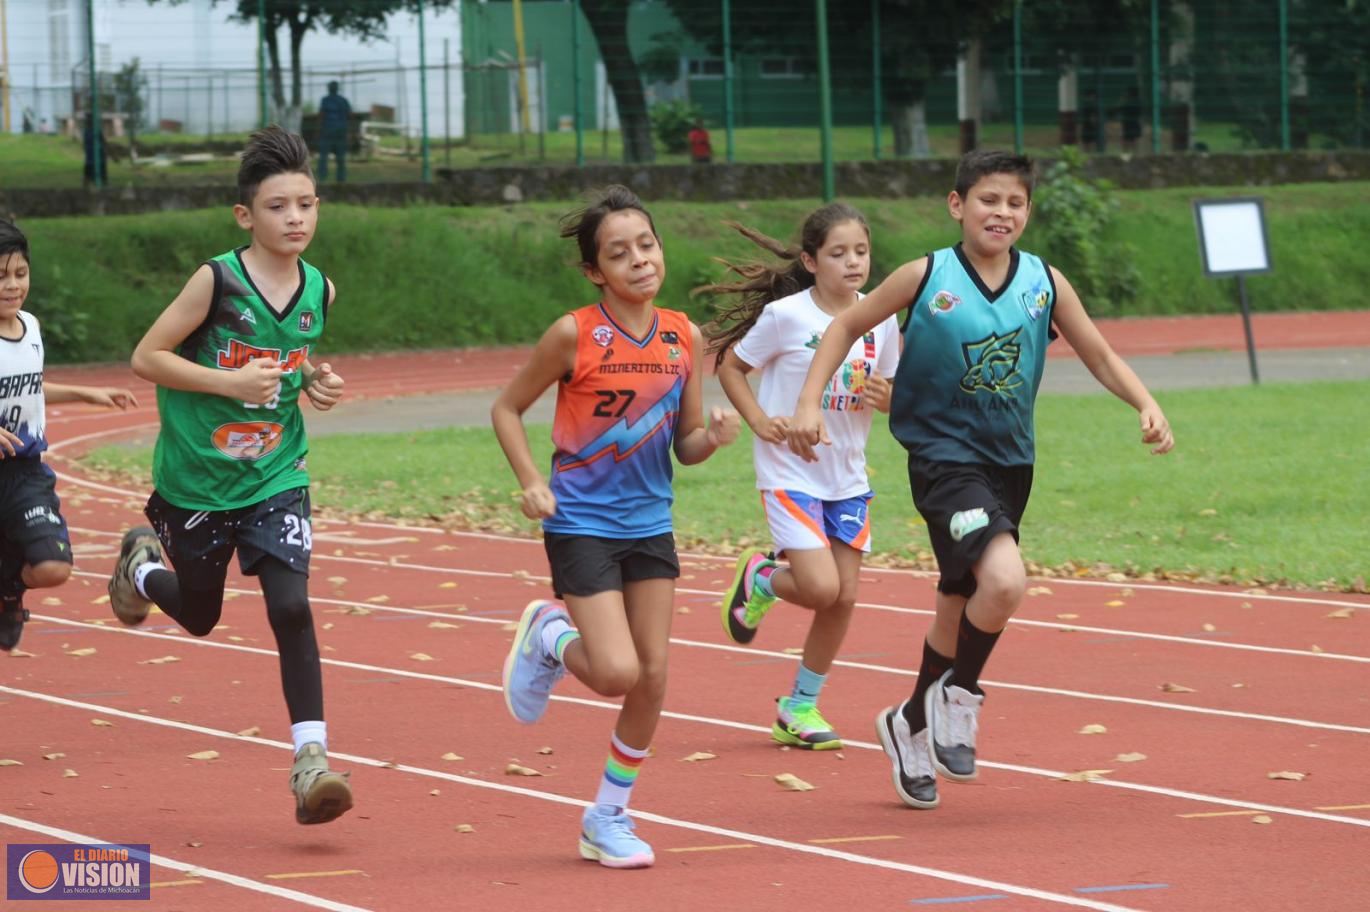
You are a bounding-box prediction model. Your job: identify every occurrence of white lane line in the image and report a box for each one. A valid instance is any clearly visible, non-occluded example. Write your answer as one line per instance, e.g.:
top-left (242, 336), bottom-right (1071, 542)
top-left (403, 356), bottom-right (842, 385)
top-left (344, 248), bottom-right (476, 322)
top-left (0, 813), bottom-right (374, 912)
top-left (57, 570), bottom-right (1370, 736)
top-left (23, 613), bottom-right (1370, 828)
top-left (0, 685), bottom-right (1144, 912)
top-left (49, 429), bottom-right (1370, 613)
top-left (60, 533), bottom-right (1370, 666)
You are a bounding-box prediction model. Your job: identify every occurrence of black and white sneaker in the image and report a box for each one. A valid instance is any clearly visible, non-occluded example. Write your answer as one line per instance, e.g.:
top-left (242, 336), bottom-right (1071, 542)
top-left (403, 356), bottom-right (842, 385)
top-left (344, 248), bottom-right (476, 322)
top-left (925, 669), bottom-right (983, 781)
top-left (875, 702), bottom-right (938, 809)
top-left (108, 527), bottom-right (162, 627)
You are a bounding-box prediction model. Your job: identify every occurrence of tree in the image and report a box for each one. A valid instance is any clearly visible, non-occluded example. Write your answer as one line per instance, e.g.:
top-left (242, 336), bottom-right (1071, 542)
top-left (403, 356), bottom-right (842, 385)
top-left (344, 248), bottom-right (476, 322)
top-left (147, 0), bottom-right (457, 121)
top-left (112, 58), bottom-right (149, 155)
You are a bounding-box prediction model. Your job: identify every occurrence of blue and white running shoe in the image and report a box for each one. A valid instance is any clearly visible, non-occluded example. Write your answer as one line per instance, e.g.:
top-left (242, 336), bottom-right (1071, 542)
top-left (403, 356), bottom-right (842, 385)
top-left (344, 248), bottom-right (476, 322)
top-left (502, 599), bottom-right (569, 723)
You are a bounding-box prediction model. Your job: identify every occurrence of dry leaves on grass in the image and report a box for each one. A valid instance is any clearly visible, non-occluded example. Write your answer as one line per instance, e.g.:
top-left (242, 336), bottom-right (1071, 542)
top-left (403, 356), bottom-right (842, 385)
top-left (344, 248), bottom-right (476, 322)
top-left (187, 751), bottom-right (220, 761)
top-left (1160, 682), bottom-right (1196, 693)
top-left (1059, 769), bottom-right (1112, 782)
top-left (1267, 770), bottom-right (1308, 781)
top-left (774, 773), bottom-right (815, 792)
top-left (1077, 724), bottom-right (1108, 735)
top-left (682, 752), bottom-right (717, 763)
top-left (505, 762), bottom-right (542, 777)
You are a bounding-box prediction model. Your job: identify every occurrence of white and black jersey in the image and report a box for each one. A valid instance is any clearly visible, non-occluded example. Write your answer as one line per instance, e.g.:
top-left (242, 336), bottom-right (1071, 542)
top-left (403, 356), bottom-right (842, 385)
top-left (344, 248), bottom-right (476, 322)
top-left (0, 311), bottom-right (47, 459)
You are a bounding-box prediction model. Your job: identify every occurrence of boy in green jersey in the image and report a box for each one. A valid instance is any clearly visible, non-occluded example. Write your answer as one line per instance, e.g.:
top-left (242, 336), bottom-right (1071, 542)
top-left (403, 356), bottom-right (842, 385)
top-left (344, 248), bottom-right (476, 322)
top-left (107, 126), bottom-right (352, 825)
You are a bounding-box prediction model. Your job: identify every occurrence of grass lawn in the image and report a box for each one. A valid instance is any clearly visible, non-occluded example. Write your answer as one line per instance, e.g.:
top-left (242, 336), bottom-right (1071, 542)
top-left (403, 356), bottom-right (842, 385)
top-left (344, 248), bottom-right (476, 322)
top-left (82, 380), bottom-right (1368, 592)
top-left (0, 118), bottom-right (1278, 190)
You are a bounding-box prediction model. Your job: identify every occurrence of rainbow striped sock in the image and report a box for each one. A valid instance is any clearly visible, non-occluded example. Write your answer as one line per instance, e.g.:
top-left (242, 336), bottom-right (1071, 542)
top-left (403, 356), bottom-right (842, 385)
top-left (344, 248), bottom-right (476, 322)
top-left (594, 732), bottom-right (649, 811)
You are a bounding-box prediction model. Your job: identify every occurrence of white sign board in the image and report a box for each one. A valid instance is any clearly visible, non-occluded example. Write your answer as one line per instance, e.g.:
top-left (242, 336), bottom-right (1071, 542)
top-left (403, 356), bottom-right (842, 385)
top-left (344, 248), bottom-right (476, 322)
top-left (1193, 198), bottom-right (1271, 277)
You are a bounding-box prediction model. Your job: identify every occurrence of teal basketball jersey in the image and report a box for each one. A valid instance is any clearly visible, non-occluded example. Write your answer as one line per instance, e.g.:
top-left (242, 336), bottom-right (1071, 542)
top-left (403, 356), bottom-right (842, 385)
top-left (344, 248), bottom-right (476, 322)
top-left (889, 244), bottom-right (1055, 466)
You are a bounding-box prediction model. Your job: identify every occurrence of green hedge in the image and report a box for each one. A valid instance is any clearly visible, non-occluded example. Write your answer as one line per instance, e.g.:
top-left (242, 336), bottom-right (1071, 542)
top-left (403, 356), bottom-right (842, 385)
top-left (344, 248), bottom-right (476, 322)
top-left (20, 182), bottom-right (1369, 363)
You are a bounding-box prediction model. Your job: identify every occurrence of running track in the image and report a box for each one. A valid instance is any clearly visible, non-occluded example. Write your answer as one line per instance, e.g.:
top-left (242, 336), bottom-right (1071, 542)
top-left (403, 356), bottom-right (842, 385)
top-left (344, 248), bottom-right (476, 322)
top-left (4, 314), bottom-right (1369, 911)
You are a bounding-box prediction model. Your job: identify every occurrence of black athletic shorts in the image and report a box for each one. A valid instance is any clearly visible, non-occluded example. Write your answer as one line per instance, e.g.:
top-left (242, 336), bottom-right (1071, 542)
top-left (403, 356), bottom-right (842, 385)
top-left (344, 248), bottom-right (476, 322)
top-left (0, 457), bottom-right (73, 572)
top-left (145, 486), bottom-right (313, 582)
top-left (907, 456), bottom-right (1033, 598)
top-left (543, 531), bottom-right (679, 599)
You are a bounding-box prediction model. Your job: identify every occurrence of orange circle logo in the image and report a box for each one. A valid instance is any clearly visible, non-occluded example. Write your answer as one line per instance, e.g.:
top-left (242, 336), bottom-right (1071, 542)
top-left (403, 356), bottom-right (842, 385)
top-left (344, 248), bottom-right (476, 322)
top-left (212, 422), bottom-right (285, 461)
top-left (18, 850), bottom-right (59, 893)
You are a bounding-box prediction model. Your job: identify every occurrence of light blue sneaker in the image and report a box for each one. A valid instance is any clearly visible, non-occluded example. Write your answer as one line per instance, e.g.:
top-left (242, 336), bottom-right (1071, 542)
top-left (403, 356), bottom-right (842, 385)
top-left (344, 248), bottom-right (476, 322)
top-left (579, 804), bottom-right (654, 869)
top-left (502, 600), bottom-right (569, 723)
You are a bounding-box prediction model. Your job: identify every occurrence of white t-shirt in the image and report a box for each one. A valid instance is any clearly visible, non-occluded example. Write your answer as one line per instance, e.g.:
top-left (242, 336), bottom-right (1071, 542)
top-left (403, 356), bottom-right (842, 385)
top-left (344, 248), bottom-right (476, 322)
top-left (732, 288), bottom-right (901, 499)
top-left (0, 311), bottom-right (48, 459)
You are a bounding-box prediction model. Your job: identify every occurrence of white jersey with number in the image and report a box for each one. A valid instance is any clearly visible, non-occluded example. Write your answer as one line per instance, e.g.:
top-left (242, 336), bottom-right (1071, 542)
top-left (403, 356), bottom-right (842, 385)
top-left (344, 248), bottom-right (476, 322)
top-left (0, 311), bottom-right (47, 459)
top-left (732, 288), bottom-right (901, 499)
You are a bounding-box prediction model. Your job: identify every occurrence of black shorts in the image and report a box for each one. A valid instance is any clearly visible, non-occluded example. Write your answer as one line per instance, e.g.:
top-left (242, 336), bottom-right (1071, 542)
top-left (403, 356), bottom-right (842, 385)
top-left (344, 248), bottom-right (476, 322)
top-left (543, 532), bottom-right (679, 599)
top-left (0, 458), bottom-right (73, 572)
top-left (145, 486), bottom-right (313, 583)
top-left (907, 457), bottom-right (1033, 598)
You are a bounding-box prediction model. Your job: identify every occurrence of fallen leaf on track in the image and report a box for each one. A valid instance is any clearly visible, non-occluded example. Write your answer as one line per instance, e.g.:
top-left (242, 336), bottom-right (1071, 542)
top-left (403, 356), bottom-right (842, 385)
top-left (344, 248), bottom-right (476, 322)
top-left (537, 747), bottom-right (554, 755)
top-left (441, 752), bottom-right (464, 761)
top-left (62, 769), bottom-right (79, 778)
top-left (439, 582), bottom-right (459, 589)
top-left (91, 720), bottom-right (114, 727)
top-left (0, 759), bottom-right (23, 767)
top-left (1267, 770), bottom-right (1308, 781)
top-left (66, 648), bottom-right (97, 657)
top-left (42, 753), bottom-right (66, 761)
top-left (774, 773), bottom-right (815, 791)
top-left (1104, 600), bottom-right (1125, 607)
top-left (1202, 623), bottom-right (1217, 632)
top-left (1027, 586), bottom-right (1053, 596)
top-left (505, 762), bottom-right (542, 777)
top-left (1160, 682), bottom-right (1196, 693)
top-left (327, 577), bottom-right (347, 586)
top-left (410, 653), bottom-right (435, 662)
top-left (782, 647), bottom-right (804, 655)
top-left (236, 726), bottom-right (261, 737)
top-left (139, 655), bottom-right (180, 665)
top-left (1056, 613), bottom-right (1079, 620)
top-left (187, 751), bottom-right (219, 761)
top-left (1059, 769), bottom-right (1112, 782)
top-left (1252, 815), bottom-right (1273, 825)
top-left (682, 752), bottom-right (716, 763)
top-left (1114, 752), bottom-right (1147, 763)
top-left (1077, 724), bottom-right (1108, 735)
top-left (428, 621), bottom-right (460, 629)
top-left (1325, 608), bottom-right (1355, 619)
top-left (365, 595), bottom-right (390, 604)
top-left (454, 824), bottom-right (475, 833)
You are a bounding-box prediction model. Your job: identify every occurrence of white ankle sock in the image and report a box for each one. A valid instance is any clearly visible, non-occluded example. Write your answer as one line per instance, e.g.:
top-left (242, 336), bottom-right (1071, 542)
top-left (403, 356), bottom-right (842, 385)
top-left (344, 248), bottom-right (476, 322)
top-left (133, 561), bottom-right (167, 599)
top-left (291, 721), bottom-right (328, 754)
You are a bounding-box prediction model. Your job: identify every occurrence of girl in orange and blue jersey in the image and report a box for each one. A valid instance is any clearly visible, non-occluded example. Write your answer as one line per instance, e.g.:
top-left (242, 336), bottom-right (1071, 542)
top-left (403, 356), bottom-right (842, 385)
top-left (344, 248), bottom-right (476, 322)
top-left (492, 185), bottom-right (739, 869)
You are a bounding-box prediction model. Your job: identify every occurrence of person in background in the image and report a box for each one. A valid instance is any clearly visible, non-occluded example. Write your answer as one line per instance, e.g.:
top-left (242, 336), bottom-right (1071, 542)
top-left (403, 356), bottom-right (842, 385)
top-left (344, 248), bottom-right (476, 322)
top-left (317, 81), bottom-right (352, 182)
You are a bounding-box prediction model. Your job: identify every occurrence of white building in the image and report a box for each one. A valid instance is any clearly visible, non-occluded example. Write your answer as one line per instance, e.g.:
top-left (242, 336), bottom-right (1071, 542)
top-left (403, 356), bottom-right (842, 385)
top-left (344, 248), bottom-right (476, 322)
top-left (0, 0), bottom-right (465, 137)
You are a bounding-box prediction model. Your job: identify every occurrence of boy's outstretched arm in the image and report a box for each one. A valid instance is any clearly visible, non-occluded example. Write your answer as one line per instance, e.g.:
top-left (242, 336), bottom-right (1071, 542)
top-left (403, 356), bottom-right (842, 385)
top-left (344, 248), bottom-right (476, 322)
top-left (788, 257), bottom-right (927, 461)
top-left (44, 383), bottom-right (138, 409)
top-left (490, 315), bottom-right (578, 520)
top-left (1050, 267), bottom-right (1174, 455)
top-left (675, 324), bottom-right (739, 464)
top-left (131, 265), bottom-right (283, 406)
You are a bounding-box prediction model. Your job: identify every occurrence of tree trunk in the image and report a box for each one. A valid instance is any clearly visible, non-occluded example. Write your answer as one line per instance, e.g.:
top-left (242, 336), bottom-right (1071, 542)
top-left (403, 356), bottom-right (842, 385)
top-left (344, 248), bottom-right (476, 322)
top-left (581, 0), bottom-right (654, 163)
top-left (891, 99), bottom-right (930, 159)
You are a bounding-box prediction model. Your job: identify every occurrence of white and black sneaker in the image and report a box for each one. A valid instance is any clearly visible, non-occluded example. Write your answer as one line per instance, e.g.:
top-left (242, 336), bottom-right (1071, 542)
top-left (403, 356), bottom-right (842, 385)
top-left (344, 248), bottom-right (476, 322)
top-left (108, 527), bottom-right (162, 627)
top-left (925, 669), bottom-right (983, 781)
top-left (875, 702), bottom-right (938, 809)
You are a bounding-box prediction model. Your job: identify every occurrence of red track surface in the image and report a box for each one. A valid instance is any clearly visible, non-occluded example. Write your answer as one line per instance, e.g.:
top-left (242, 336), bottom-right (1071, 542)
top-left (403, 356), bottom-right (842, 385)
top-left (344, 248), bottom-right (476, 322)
top-left (6, 321), bottom-right (1369, 911)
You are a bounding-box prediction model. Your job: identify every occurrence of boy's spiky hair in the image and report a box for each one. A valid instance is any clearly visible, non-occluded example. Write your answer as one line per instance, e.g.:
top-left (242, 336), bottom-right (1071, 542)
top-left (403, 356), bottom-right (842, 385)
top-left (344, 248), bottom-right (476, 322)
top-left (0, 219), bottom-right (30, 265)
top-left (238, 125), bottom-right (314, 205)
top-left (954, 150), bottom-right (1036, 200)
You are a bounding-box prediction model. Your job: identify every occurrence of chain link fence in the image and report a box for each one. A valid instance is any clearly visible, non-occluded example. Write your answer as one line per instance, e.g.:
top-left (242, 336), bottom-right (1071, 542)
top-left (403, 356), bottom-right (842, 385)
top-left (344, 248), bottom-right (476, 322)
top-left (0, 0), bottom-right (1363, 188)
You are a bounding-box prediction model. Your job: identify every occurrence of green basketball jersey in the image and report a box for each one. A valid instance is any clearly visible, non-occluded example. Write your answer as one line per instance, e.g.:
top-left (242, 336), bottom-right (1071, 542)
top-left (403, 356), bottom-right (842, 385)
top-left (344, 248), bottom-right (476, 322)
top-left (152, 248), bottom-right (328, 511)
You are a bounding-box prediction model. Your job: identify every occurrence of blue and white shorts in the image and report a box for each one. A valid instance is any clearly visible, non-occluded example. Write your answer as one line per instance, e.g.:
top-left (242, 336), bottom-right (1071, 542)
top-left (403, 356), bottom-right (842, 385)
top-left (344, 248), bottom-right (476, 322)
top-left (760, 489), bottom-right (874, 555)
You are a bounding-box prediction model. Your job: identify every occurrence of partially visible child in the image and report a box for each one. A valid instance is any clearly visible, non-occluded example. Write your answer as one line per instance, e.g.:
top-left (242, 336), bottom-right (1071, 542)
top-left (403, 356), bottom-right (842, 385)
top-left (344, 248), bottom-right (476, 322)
top-left (493, 185), bottom-right (739, 868)
top-left (105, 126), bottom-right (352, 825)
top-left (787, 150), bottom-right (1173, 810)
top-left (701, 203), bottom-right (900, 751)
top-left (0, 219), bottom-right (137, 651)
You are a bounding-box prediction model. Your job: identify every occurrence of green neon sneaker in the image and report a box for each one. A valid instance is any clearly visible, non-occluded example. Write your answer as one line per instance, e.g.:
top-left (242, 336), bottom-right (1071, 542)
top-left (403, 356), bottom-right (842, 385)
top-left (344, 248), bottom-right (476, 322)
top-left (771, 696), bottom-right (843, 750)
top-left (721, 548), bottom-right (778, 645)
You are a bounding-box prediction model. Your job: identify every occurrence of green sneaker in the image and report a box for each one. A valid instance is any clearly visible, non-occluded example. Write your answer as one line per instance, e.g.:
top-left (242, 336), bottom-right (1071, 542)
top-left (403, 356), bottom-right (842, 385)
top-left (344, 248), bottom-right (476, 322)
top-left (290, 743), bottom-right (354, 825)
top-left (721, 549), bottom-right (778, 645)
top-left (771, 696), bottom-right (843, 750)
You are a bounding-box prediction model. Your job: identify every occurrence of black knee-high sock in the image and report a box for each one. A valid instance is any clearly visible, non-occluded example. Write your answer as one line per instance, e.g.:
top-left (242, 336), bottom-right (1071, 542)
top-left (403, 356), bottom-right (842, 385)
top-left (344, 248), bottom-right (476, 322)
top-left (949, 611), bottom-right (1003, 696)
top-left (258, 559), bottom-right (323, 724)
top-left (143, 568), bottom-right (224, 637)
top-left (901, 639), bottom-right (954, 732)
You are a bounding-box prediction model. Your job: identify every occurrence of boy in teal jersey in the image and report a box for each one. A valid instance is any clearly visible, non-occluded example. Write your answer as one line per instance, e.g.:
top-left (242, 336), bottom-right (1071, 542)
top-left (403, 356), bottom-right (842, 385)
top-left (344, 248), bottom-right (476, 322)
top-left (787, 150), bottom-right (1174, 810)
top-left (107, 126), bottom-right (353, 825)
